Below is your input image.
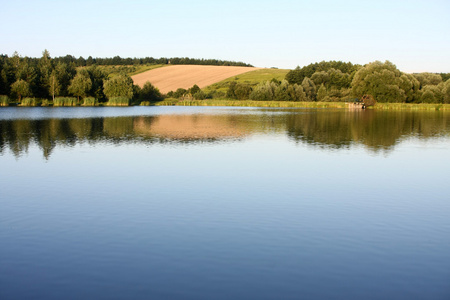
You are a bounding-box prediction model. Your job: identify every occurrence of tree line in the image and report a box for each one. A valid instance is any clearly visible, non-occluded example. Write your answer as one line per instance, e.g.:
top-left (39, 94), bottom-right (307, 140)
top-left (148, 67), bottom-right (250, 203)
top-left (165, 60), bottom-right (450, 104)
top-left (38, 54), bottom-right (252, 68)
top-left (0, 50), bottom-right (164, 106)
top-left (1, 51), bottom-right (449, 105)
top-left (207, 61), bottom-right (449, 104)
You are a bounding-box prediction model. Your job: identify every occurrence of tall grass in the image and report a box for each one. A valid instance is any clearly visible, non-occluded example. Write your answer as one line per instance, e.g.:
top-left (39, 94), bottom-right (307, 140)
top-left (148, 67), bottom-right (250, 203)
top-left (154, 99), bottom-right (348, 108)
top-left (54, 97), bottom-right (78, 107)
top-left (106, 97), bottom-right (130, 106)
top-left (82, 97), bottom-right (99, 106)
top-left (0, 95), bottom-right (9, 106)
top-left (20, 98), bottom-right (41, 106)
top-left (372, 103), bottom-right (450, 111)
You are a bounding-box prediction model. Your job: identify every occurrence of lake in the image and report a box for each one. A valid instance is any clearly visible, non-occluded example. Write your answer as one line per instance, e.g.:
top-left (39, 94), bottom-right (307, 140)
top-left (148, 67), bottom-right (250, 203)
top-left (1, 106), bottom-right (449, 299)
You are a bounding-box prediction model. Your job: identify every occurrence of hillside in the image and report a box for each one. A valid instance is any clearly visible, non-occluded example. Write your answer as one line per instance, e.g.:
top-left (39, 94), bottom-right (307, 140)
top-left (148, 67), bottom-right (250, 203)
top-left (131, 65), bottom-right (261, 94)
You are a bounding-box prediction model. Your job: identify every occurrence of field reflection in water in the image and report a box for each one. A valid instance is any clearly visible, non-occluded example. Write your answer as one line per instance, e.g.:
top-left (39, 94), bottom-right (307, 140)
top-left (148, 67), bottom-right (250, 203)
top-left (0, 107), bottom-right (449, 300)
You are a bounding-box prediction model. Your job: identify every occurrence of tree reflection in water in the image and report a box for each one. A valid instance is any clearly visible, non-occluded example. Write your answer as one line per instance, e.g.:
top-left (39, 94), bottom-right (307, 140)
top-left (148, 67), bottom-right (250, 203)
top-left (1, 109), bottom-right (449, 159)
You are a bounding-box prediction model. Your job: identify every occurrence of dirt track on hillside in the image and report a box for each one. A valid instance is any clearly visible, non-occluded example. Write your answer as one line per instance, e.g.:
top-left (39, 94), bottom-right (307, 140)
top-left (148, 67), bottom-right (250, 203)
top-left (131, 65), bottom-right (260, 94)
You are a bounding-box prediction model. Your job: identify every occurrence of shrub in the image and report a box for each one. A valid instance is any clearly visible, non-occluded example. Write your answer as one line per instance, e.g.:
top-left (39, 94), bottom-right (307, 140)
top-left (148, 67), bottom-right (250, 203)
top-left (106, 96), bottom-right (130, 106)
top-left (54, 97), bottom-right (78, 106)
top-left (82, 97), bottom-right (99, 106)
top-left (0, 95), bottom-right (9, 106)
top-left (20, 98), bottom-right (41, 106)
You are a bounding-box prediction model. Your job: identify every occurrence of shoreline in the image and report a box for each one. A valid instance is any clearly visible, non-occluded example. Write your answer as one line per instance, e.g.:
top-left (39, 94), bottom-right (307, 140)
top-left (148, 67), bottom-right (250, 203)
top-left (2, 100), bottom-right (449, 111)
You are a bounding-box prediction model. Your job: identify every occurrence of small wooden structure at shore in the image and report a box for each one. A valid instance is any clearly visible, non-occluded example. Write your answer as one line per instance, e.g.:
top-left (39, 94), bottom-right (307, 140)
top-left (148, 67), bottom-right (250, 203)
top-left (346, 95), bottom-right (375, 109)
top-left (346, 102), bottom-right (366, 109)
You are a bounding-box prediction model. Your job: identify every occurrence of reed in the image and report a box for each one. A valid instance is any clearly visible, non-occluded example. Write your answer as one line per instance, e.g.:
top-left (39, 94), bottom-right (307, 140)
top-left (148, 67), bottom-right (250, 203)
top-left (53, 97), bottom-right (78, 107)
top-left (82, 97), bottom-right (99, 106)
top-left (0, 95), bottom-right (9, 106)
top-left (20, 98), bottom-right (41, 106)
top-left (154, 99), bottom-right (348, 108)
top-left (106, 97), bottom-right (130, 106)
top-left (372, 103), bottom-right (450, 111)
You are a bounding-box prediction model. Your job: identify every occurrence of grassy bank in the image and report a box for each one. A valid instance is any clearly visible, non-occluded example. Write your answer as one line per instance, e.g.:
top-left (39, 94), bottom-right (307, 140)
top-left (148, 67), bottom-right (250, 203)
top-left (369, 103), bottom-right (450, 111)
top-left (152, 99), bottom-right (450, 110)
top-left (153, 99), bottom-right (348, 108)
top-left (203, 68), bottom-right (290, 95)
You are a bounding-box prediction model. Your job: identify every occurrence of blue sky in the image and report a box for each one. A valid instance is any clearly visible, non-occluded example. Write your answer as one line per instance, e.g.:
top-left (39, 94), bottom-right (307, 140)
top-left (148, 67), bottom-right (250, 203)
top-left (1, 0), bottom-right (449, 72)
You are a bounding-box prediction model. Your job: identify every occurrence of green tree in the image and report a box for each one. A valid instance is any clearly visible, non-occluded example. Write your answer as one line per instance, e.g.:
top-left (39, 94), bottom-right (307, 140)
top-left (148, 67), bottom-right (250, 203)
top-left (188, 84), bottom-right (201, 96)
top-left (351, 61), bottom-right (407, 103)
top-left (68, 69), bottom-right (92, 101)
top-left (48, 70), bottom-right (61, 101)
top-left (55, 62), bottom-right (76, 96)
top-left (226, 81), bottom-right (237, 99)
top-left (234, 83), bottom-right (252, 100)
top-left (249, 81), bottom-right (277, 101)
top-left (38, 49), bottom-right (52, 97)
top-left (443, 79), bottom-right (450, 104)
top-left (139, 81), bottom-right (162, 101)
top-left (274, 80), bottom-right (291, 101)
top-left (103, 74), bottom-right (134, 99)
top-left (413, 72), bottom-right (442, 87)
top-left (301, 77), bottom-right (316, 101)
top-left (420, 85), bottom-right (444, 103)
top-left (317, 84), bottom-right (327, 101)
top-left (87, 66), bottom-right (107, 100)
top-left (11, 79), bottom-right (31, 102)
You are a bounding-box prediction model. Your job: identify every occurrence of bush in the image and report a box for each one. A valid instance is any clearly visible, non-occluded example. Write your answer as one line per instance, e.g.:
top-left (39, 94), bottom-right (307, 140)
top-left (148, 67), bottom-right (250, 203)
top-left (0, 95), bottom-right (9, 106)
top-left (82, 97), bottom-right (99, 106)
top-left (54, 97), bottom-right (78, 106)
top-left (106, 96), bottom-right (130, 106)
top-left (20, 98), bottom-right (41, 106)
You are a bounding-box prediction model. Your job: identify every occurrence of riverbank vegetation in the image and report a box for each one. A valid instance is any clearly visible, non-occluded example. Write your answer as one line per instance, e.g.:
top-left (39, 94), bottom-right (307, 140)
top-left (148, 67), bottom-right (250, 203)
top-left (1, 50), bottom-right (449, 108)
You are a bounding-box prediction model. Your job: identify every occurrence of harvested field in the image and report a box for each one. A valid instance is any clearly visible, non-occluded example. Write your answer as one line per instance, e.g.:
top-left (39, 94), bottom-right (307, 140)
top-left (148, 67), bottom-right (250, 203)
top-left (131, 65), bottom-right (261, 94)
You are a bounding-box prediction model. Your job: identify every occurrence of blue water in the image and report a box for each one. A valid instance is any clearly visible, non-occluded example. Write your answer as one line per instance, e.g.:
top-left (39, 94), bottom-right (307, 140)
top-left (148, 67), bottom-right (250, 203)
top-left (1, 107), bottom-right (449, 299)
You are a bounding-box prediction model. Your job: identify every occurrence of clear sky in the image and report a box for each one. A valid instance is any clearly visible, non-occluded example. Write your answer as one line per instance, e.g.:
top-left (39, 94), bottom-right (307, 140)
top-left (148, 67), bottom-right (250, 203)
top-left (2, 0), bottom-right (449, 72)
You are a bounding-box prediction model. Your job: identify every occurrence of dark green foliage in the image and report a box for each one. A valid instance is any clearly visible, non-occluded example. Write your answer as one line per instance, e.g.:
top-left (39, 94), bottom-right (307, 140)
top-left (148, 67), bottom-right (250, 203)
top-left (352, 61), bottom-right (412, 103)
top-left (11, 79), bottom-right (31, 101)
top-left (53, 97), bottom-right (78, 106)
top-left (249, 81), bottom-right (277, 101)
top-left (234, 83), bottom-right (252, 100)
top-left (139, 81), bottom-right (162, 102)
top-left (317, 84), bottom-right (327, 101)
top-left (413, 72), bottom-right (442, 87)
top-left (103, 74), bottom-right (133, 100)
top-left (82, 97), bottom-right (98, 106)
top-left (301, 78), bottom-right (316, 101)
top-left (107, 96), bottom-right (130, 106)
top-left (51, 55), bottom-right (252, 67)
top-left (188, 84), bottom-right (201, 96)
top-left (440, 73), bottom-right (450, 82)
top-left (420, 85), bottom-right (443, 103)
top-left (444, 79), bottom-right (450, 104)
top-left (20, 97), bottom-right (41, 106)
top-left (226, 82), bottom-right (237, 99)
top-left (68, 69), bottom-right (92, 100)
top-left (173, 88), bottom-right (187, 99)
top-left (286, 61), bottom-right (359, 85)
top-left (0, 95), bottom-right (9, 106)
top-left (86, 66), bottom-right (107, 101)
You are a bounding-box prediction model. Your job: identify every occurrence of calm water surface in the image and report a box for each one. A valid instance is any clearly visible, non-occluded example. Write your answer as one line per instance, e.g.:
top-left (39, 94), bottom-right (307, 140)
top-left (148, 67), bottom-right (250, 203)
top-left (1, 107), bottom-right (449, 299)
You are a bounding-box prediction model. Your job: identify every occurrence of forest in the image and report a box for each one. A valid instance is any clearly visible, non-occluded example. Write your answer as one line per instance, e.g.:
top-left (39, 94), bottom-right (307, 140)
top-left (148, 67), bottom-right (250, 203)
top-left (1, 50), bottom-right (449, 106)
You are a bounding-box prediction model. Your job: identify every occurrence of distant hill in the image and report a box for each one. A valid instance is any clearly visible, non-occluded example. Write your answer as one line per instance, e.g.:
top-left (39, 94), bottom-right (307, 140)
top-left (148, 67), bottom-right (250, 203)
top-left (131, 65), bottom-right (261, 94)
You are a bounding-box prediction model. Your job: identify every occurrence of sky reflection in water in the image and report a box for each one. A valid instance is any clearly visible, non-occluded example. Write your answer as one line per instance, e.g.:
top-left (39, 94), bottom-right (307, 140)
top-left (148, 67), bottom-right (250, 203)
top-left (1, 107), bottom-right (450, 300)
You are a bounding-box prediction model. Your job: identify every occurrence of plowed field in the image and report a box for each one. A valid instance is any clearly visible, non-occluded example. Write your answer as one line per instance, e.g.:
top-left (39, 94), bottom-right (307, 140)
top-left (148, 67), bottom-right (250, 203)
top-left (131, 65), bottom-right (260, 94)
